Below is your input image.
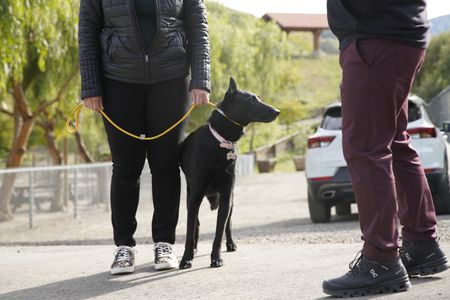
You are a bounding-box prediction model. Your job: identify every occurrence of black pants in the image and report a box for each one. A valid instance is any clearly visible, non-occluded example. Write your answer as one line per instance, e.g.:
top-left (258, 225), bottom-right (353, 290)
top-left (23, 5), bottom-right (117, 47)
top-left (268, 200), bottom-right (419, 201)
top-left (102, 77), bottom-right (190, 247)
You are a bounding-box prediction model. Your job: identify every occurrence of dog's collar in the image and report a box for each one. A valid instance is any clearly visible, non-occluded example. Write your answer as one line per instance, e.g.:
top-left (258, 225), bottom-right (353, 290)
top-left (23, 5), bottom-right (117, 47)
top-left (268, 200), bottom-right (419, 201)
top-left (209, 123), bottom-right (237, 160)
top-left (215, 108), bottom-right (244, 128)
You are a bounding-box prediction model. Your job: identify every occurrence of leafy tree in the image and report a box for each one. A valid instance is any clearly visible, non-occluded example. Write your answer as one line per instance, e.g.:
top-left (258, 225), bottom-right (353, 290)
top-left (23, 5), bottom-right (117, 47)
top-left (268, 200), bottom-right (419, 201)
top-left (190, 3), bottom-right (302, 152)
top-left (0, 0), bottom-right (79, 221)
top-left (277, 100), bottom-right (307, 133)
top-left (413, 32), bottom-right (450, 100)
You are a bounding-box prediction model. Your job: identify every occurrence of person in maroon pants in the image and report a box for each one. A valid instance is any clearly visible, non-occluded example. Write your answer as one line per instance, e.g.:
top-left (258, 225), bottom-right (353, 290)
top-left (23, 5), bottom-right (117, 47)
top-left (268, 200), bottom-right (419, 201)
top-left (323, 0), bottom-right (449, 297)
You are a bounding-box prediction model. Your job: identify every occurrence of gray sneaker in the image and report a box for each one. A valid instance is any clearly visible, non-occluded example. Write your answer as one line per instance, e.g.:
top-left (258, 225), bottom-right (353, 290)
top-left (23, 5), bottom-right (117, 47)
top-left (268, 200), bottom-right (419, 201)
top-left (154, 242), bottom-right (178, 270)
top-left (110, 246), bottom-right (136, 275)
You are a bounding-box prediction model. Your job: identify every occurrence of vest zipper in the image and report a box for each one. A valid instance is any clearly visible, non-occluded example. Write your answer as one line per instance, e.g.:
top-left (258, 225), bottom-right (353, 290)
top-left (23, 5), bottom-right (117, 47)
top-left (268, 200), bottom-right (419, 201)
top-left (147, 0), bottom-right (160, 84)
top-left (129, 0), bottom-right (150, 84)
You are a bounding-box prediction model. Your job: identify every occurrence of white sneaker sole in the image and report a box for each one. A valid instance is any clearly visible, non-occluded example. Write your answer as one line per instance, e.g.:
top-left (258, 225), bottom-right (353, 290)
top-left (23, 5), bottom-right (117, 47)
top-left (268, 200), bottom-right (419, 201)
top-left (110, 266), bottom-right (135, 275)
top-left (154, 260), bottom-right (178, 270)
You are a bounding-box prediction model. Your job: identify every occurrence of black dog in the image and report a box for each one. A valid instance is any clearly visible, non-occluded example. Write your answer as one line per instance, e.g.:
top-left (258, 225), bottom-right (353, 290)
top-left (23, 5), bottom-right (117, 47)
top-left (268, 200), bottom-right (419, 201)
top-left (179, 78), bottom-right (280, 269)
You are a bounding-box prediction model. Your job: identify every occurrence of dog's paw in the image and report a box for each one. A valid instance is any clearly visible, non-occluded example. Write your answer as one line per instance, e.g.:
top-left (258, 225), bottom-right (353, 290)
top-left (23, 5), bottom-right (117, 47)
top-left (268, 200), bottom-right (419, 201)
top-left (210, 259), bottom-right (224, 268)
top-left (179, 260), bottom-right (193, 269)
top-left (226, 243), bottom-right (237, 252)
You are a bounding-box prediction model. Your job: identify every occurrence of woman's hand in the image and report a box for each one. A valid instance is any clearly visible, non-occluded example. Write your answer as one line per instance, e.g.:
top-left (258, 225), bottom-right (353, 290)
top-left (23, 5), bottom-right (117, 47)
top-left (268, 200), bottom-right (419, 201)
top-left (83, 96), bottom-right (103, 113)
top-left (191, 89), bottom-right (209, 106)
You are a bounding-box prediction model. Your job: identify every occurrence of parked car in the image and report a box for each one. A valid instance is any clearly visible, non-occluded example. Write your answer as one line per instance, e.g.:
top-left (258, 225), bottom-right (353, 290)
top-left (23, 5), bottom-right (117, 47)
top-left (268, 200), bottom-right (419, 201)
top-left (305, 95), bottom-right (450, 222)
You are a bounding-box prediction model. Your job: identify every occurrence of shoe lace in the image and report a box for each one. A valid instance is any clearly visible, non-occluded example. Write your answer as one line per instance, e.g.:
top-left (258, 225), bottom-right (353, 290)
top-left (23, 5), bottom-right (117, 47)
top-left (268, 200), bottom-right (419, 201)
top-left (155, 243), bottom-right (173, 258)
top-left (399, 243), bottom-right (409, 257)
top-left (348, 251), bottom-right (363, 275)
top-left (115, 247), bottom-right (133, 262)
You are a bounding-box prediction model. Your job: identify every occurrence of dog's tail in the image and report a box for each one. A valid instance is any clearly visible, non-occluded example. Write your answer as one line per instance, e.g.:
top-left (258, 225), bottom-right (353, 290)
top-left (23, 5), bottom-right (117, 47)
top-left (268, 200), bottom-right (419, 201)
top-left (206, 194), bottom-right (220, 211)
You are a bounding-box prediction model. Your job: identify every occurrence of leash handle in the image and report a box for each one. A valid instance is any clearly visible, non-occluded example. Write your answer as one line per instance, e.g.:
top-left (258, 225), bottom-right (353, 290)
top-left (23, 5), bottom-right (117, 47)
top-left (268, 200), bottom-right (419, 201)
top-left (66, 101), bottom-right (217, 141)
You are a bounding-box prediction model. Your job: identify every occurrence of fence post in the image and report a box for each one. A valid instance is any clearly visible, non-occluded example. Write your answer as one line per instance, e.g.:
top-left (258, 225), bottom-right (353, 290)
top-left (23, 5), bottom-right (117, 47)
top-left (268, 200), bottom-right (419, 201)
top-left (74, 168), bottom-right (78, 219)
top-left (28, 170), bottom-right (34, 229)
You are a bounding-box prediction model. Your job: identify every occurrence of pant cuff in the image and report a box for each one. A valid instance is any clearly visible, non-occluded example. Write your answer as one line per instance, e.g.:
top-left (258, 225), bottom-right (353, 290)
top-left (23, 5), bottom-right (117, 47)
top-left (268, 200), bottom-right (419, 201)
top-left (363, 243), bottom-right (399, 261)
top-left (402, 227), bottom-right (437, 242)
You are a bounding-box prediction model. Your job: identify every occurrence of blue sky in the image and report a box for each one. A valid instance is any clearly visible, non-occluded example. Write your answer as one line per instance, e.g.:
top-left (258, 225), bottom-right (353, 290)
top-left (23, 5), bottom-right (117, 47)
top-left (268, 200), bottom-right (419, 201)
top-left (211, 0), bottom-right (450, 20)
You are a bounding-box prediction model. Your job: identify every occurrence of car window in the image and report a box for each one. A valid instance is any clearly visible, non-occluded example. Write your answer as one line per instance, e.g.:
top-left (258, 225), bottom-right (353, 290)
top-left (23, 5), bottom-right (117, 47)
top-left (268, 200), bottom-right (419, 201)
top-left (320, 107), bottom-right (342, 130)
top-left (408, 101), bottom-right (421, 122)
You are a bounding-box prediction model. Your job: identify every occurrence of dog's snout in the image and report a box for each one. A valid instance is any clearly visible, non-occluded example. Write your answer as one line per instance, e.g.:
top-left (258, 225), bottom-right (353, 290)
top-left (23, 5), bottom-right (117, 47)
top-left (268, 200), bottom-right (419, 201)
top-left (258, 106), bottom-right (280, 123)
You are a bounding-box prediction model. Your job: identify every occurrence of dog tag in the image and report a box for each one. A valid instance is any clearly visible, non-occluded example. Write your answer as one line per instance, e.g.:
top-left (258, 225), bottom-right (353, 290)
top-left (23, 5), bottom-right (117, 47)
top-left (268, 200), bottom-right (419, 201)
top-left (139, 134), bottom-right (146, 140)
top-left (227, 151), bottom-right (237, 160)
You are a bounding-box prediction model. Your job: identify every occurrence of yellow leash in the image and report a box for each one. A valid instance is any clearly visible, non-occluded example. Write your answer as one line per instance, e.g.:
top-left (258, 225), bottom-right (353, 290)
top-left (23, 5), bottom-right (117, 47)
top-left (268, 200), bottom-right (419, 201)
top-left (66, 102), bottom-right (217, 141)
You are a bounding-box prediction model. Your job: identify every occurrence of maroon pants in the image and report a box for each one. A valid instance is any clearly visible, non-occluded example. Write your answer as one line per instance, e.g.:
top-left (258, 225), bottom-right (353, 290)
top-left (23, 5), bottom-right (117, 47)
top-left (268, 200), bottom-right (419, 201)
top-left (340, 38), bottom-right (437, 260)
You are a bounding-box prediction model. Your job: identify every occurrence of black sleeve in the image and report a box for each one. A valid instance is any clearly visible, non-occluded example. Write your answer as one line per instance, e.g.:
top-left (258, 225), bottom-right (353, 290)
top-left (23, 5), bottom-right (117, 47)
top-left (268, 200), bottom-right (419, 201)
top-left (78, 0), bottom-right (104, 99)
top-left (183, 0), bottom-right (211, 92)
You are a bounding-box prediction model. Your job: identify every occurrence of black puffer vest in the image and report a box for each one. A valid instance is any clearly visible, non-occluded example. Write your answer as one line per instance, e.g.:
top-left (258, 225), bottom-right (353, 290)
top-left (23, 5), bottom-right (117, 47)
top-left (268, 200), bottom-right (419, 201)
top-left (78, 0), bottom-right (210, 99)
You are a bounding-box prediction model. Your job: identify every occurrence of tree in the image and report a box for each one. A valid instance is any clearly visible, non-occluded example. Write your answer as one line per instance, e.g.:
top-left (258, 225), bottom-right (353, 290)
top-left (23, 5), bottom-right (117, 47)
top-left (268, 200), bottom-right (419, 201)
top-left (413, 32), bottom-right (450, 100)
top-left (197, 3), bottom-right (301, 152)
top-left (0, 0), bottom-right (79, 221)
top-left (277, 100), bottom-right (307, 133)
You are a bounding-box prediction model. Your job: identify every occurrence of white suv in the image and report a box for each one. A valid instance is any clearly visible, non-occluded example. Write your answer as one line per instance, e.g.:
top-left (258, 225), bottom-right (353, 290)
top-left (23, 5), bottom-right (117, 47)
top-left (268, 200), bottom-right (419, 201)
top-left (305, 95), bottom-right (450, 223)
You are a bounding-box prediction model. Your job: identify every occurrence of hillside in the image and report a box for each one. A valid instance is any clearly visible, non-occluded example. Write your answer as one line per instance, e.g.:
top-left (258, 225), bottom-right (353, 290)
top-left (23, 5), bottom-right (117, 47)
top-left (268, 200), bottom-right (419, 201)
top-left (431, 14), bottom-right (450, 36)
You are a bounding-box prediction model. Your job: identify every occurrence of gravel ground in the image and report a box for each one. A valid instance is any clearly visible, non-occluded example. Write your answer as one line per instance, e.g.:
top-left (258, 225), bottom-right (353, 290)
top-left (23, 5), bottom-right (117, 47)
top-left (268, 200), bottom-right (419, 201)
top-left (1, 243), bottom-right (450, 300)
top-left (1, 172), bottom-right (450, 299)
top-left (1, 172), bottom-right (449, 246)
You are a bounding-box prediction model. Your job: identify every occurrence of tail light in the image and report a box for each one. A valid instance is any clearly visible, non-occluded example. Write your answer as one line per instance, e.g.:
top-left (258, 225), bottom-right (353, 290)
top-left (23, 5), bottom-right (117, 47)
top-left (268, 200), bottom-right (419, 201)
top-left (407, 127), bottom-right (437, 139)
top-left (308, 136), bottom-right (336, 148)
top-left (310, 176), bottom-right (333, 182)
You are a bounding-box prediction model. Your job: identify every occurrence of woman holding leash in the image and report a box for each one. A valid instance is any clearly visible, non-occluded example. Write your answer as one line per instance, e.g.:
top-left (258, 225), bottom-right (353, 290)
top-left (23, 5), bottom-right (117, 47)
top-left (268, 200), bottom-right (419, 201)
top-left (78, 0), bottom-right (210, 274)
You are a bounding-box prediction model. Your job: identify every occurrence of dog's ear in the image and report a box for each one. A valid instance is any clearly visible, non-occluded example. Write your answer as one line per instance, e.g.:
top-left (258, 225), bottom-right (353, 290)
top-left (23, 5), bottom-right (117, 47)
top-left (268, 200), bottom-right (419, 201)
top-left (228, 77), bottom-right (238, 93)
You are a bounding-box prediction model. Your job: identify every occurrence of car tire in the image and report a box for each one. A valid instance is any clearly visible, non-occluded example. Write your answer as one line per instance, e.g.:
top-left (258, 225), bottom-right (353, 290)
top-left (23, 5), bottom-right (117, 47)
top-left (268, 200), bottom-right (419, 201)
top-left (433, 155), bottom-right (450, 215)
top-left (308, 190), bottom-right (331, 223)
top-left (335, 203), bottom-right (351, 216)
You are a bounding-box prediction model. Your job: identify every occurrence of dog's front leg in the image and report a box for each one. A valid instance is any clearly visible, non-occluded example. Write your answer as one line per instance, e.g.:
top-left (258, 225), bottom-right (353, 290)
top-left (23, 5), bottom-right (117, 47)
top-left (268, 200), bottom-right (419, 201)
top-left (194, 217), bottom-right (200, 255)
top-left (180, 197), bottom-right (202, 269)
top-left (225, 193), bottom-right (237, 252)
top-left (211, 189), bottom-right (232, 268)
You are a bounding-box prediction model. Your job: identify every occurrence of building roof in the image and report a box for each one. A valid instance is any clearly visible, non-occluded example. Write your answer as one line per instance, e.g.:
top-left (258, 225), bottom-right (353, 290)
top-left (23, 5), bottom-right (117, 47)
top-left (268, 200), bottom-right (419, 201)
top-left (262, 13), bottom-right (329, 32)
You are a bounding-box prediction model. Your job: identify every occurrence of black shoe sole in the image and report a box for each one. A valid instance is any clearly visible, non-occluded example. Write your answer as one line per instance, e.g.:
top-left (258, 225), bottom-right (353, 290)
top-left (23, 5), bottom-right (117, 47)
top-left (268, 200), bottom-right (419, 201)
top-left (323, 276), bottom-right (411, 298)
top-left (408, 257), bottom-right (450, 277)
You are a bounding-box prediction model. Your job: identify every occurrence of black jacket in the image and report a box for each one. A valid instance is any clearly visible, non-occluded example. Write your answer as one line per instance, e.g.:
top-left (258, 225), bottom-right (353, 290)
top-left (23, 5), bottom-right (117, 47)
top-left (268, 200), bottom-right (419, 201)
top-left (78, 0), bottom-right (210, 99)
top-left (327, 0), bottom-right (430, 50)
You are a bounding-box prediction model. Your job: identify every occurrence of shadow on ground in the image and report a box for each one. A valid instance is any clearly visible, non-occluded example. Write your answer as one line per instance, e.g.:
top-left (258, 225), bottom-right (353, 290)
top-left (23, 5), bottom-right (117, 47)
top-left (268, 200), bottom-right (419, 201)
top-left (0, 264), bottom-right (210, 300)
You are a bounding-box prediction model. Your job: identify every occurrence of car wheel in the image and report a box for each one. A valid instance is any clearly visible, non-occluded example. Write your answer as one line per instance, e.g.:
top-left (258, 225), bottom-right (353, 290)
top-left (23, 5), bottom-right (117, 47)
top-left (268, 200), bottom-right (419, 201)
top-left (335, 203), bottom-right (351, 216)
top-left (433, 154), bottom-right (450, 215)
top-left (308, 190), bottom-right (331, 223)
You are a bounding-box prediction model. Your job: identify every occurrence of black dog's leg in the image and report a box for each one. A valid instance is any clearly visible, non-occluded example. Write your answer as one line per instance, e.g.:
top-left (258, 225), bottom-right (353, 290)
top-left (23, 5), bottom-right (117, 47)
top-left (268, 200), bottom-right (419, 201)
top-left (225, 194), bottom-right (237, 252)
top-left (193, 217), bottom-right (200, 255)
top-left (180, 197), bottom-right (202, 269)
top-left (211, 190), bottom-right (232, 268)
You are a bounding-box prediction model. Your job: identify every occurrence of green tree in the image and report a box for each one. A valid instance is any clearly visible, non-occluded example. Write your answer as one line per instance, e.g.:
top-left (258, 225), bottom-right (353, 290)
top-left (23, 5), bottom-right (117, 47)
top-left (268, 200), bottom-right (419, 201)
top-left (0, 0), bottom-right (79, 221)
top-left (413, 32), bottom-right (450, 100)
top-left (277, 100), bottom-right (307, 133)
top-left (191, 3), bottom-right (302, 152)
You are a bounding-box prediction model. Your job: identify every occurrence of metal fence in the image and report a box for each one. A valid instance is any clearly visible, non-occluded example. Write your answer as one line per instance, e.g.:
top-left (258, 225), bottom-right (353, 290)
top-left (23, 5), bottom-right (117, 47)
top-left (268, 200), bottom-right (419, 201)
top-left (0, 154), bottom-right (254, 228)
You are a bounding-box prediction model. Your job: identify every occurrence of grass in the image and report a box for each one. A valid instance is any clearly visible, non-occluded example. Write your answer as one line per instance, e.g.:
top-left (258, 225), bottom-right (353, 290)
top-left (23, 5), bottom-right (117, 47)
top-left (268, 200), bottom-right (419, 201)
top-left (292, 54), bottom-right (342, 112)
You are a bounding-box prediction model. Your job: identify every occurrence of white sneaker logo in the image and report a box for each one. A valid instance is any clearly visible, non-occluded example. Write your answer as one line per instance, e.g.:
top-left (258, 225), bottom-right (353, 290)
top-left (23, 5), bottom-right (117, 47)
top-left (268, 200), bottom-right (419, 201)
top-left (370, 269), bottom-right (378, 278)
top-left (405, 253), bottom-right (412, 262)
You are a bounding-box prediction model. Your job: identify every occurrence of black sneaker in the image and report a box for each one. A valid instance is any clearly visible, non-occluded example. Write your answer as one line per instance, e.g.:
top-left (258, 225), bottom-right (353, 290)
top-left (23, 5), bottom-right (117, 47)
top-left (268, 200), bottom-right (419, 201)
top-left (401, 239), bottom-right (449, 276)
top-left (110, 246), bottom-right (136, 275)
top-left (323, 252), bottom-right (411, 297)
